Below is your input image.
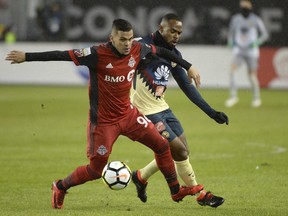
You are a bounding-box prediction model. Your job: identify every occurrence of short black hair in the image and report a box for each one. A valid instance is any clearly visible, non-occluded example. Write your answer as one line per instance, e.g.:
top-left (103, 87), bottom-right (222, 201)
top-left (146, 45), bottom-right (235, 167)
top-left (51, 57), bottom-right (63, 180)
top-left (112, 19), bottom-right (133, 32)
top-left (161, 13), bottom-right (181, 22)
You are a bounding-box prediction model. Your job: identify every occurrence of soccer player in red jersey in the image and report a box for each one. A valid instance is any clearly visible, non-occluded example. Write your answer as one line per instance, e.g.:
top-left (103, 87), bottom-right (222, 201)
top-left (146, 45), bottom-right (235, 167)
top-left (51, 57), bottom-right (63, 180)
top-left (6, 19), bottom-right (203, 209)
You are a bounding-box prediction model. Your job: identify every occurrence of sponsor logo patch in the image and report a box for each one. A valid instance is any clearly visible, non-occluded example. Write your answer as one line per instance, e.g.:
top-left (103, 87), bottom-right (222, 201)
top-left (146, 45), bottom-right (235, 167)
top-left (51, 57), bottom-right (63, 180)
top-left (106, 63), bottom-right (113, 68)
top-left (74, 47), bottom-right (91, 57)
top-left (154, 121), bottom-right (166, 132)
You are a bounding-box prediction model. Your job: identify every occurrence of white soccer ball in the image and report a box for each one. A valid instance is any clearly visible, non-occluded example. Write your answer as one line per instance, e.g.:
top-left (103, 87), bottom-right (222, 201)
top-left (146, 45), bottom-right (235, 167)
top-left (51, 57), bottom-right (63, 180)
top-left (102, 161), bottom-right (132, 190)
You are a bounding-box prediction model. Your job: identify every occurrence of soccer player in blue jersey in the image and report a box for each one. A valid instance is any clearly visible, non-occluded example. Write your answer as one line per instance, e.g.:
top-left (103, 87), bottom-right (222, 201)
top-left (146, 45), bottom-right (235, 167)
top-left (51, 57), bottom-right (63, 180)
top-left (130, 13), bottom-right (228, 208)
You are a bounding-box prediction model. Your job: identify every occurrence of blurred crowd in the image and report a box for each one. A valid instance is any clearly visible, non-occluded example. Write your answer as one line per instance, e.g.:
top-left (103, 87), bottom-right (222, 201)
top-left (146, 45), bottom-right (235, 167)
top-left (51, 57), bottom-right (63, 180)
top-left (0, 0), bottom-right (64, 43)
top-left (0, 0), bottom-right (286, 46)
top-left (0, 0), bottom-right (16, 43)
top-left (36, 0), bottom-right (64, 40)
top-left (0, 0), bottom-right (225, 44)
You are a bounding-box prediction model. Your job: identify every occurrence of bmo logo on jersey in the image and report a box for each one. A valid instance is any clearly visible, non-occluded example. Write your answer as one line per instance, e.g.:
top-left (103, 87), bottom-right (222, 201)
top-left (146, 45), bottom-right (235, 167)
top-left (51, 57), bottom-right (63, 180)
top-left (104, 70), bottom-right (135, 83)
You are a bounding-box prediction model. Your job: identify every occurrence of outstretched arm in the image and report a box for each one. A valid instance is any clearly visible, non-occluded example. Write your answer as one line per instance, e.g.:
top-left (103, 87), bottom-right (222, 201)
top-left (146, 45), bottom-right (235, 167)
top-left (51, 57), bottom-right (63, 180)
top-left (172, 68), bottom-right (229, 125)
top-left (186, 65), bottom-right (201, 88)
top-left (5, 50), bottom-right (71, 64)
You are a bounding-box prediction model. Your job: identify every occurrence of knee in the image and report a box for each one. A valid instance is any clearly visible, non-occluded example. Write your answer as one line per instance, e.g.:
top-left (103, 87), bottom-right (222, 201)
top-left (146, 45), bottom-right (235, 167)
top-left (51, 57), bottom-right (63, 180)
top-left (170, 140), bottom-right (189, 161)
top-left (171, 147), bottom-right (188, 161)
top-left (154, 140), bottom-right (170, 155)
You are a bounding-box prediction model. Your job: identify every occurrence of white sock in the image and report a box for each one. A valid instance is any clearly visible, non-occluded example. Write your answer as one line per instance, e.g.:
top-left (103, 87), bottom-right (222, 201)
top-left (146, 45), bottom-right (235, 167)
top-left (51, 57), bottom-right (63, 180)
top-left (174, 157), bottom-right (198, 186)
top-left (139, 159), bottom-right (159, 181)
top-left (230, 72), bottom-right (237, 98)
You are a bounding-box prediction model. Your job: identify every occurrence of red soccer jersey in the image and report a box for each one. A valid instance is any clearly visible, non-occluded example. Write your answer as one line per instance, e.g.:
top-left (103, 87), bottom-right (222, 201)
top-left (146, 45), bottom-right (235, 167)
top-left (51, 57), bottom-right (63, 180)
top-left (68, 42), bottom-right (154, 125)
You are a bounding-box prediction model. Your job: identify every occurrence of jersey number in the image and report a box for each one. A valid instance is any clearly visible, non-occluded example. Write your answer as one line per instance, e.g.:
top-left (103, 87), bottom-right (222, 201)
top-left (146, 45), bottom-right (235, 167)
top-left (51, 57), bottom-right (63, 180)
top-left (137, 115), bottom-right (151, 128)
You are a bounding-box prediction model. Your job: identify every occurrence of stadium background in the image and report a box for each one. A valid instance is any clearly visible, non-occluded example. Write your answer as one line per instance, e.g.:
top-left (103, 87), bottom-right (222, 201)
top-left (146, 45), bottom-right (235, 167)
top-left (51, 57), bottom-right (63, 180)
top-left (1, 1), bottom-right (288, 215)
top-left (1, 0), bottom-right (288, 88)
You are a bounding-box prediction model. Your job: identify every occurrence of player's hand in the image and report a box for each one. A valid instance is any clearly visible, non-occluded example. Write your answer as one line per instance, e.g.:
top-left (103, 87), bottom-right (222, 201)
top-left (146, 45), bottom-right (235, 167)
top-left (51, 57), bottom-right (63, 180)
top-left (187, 65), bottom-right (201, 88)
top-left (5, 50), bottom-right (26, 64)
top-left (212, 111), bottom-right (229, 125)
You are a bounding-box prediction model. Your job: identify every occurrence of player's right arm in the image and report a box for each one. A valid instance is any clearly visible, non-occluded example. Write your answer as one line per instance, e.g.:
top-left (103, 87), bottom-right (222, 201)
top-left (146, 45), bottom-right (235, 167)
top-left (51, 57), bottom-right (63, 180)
top-left (227, 16), bottom-right (236, 47)
top-left (6, 47), bottom-right (97, 69)
top-left (5, 50), bottom-right (71, 64)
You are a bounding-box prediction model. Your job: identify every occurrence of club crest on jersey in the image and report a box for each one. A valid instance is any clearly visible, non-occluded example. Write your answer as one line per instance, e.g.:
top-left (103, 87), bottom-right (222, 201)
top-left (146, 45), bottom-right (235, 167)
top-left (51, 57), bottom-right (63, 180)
top-left (171, 61), bottom-right (177, 68)
top-left (161, 131), bottom-right (170, 139)
top-left (96, 145), bottom-right (108, 155)
top-left (128, 56), bottom-right (136, 68)
top-left (74, 47), bottom-right (91, 57)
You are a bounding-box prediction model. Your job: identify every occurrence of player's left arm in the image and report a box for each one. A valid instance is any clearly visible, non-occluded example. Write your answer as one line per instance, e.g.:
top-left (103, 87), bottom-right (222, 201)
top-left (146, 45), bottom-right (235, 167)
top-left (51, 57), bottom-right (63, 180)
top-left (172, 67), bottom-right (229, 125)
top-left (255, 17), bottom-right (269, 46)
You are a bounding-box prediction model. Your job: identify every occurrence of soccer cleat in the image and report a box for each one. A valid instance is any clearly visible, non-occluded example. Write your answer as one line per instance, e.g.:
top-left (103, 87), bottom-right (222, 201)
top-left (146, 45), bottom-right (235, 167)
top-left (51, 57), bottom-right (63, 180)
top-left (251, 99), bottom-right (261, 108)
top-left (172, 185), bottom-right (204, 202)
top-left (51, 180), bottom-right (67, 209)
top-left (131, 170), bottom-right (148, 203)
top-left (197, 191), bottom-right (225, 208)
top-left (225, 97), bottom-right (239, 108)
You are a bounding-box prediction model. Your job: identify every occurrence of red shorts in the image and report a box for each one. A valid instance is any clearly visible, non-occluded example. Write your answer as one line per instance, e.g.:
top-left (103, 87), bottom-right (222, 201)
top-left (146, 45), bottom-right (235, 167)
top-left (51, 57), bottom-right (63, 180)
top-left (87, 105), bottom-right (168, 159)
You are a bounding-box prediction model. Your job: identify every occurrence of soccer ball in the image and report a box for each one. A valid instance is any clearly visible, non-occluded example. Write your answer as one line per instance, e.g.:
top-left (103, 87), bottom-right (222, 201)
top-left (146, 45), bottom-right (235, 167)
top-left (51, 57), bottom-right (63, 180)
top-left (102, 161), bottom-right (132, 190)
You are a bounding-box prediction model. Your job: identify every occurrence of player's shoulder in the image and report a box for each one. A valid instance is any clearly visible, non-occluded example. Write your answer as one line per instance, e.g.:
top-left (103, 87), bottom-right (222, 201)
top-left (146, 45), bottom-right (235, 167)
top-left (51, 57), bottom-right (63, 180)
top-left (132, 33), bottom-right (155, 53)
top-left (91, 42), bottom-right (117, 57)
top-left (250, 13), bottom-right (262, 21)
top-left (136, 33), bottom-right (154, 44)
top-left (73, 46), bottom-right (98, 58)
top-left (131, 40), bottom-right (143, 49)
top-left (132, 40), bottom-right (154, 51)
top-left (231, 13), bottom-right (242, 21)
top-left (97, 42), bottom-right (110, 49)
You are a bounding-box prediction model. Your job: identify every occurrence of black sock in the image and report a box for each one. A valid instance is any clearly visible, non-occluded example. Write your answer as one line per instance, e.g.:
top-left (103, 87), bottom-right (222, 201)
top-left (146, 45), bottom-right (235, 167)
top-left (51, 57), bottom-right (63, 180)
top-left (170, 184), bottom-right (180, 195)
top-left (56, 180), bottom-right (66, 191)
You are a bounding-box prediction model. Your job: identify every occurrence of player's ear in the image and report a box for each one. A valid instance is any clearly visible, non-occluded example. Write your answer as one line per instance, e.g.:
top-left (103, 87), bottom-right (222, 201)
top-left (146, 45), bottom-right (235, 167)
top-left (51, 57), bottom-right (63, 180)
top-left (109, 35), bottom-right (113, 42)
top-left (158, 24), bottom-right (164, 33)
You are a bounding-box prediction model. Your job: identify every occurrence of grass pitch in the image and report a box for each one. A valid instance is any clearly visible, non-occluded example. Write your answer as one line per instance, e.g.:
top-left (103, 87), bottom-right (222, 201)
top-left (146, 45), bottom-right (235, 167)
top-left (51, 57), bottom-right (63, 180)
top-left (0, 85), bottom-right (287, 216)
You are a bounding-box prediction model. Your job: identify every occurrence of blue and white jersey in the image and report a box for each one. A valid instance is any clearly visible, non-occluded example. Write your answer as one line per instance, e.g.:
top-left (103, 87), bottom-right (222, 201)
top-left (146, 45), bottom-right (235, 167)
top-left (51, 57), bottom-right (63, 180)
top-left (131, 31), bottom-right (217, 118)
top-left (131, 33), bottom-right (181, 115)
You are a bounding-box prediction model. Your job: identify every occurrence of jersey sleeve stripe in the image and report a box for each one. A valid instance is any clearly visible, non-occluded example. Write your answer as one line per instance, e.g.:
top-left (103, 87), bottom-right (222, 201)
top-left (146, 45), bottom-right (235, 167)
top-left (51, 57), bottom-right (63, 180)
top-left (151, 44), bottom-right (156, 54)
top-left (68, 50), bottom-right (80, 65)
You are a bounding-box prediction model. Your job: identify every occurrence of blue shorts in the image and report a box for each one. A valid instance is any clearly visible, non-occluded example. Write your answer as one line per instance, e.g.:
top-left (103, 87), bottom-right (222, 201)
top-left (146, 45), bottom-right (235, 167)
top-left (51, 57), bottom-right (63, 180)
top-left (146, 109), bottom-right (184, 142)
